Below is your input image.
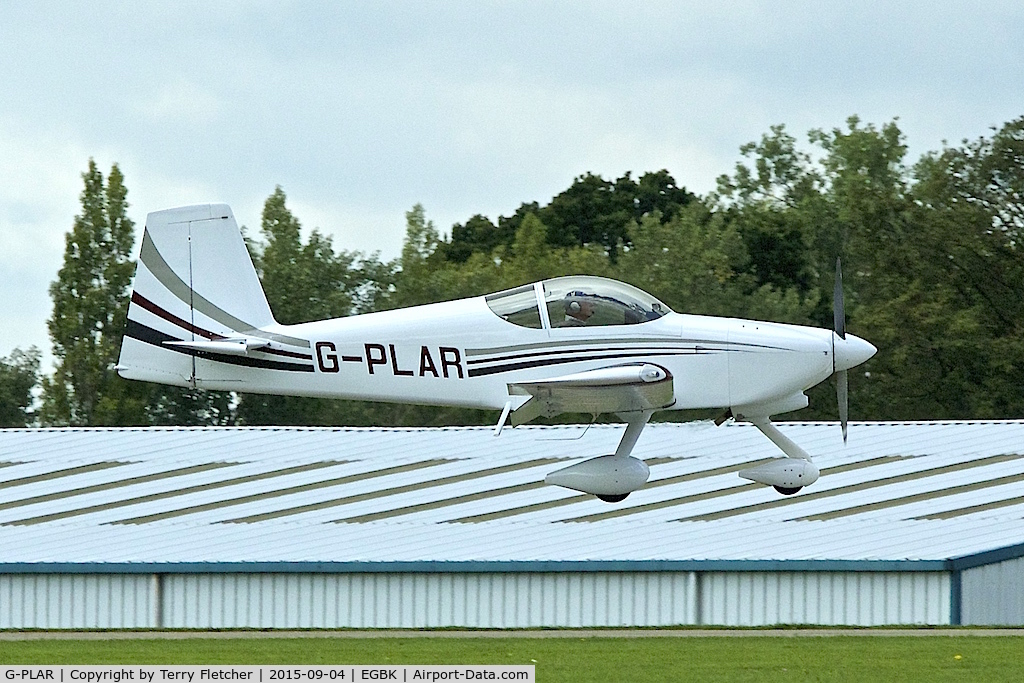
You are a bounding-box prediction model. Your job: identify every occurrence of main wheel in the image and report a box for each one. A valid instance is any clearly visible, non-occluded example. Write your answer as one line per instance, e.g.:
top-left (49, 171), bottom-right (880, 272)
top-left (597, 493), bottom-right (629, 503)
top-left (774, 485), bottom-right (801, 496)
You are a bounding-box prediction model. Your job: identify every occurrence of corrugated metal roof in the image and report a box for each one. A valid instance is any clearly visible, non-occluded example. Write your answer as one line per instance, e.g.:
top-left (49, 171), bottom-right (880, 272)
top-left (1, 421), bottom-right (1023, 566)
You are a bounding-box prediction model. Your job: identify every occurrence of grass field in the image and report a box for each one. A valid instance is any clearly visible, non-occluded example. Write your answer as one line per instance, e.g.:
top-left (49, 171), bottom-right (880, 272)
top-left (0, 634), bottom-right (1021, 682)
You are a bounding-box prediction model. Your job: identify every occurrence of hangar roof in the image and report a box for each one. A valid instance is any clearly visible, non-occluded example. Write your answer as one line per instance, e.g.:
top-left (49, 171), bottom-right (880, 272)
top-left (1, 421), bottom-right (1023, 570)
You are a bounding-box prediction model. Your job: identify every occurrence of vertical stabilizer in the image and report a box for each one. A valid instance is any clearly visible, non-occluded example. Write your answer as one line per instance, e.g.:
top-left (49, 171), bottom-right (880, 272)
top-left (117, 204), bottom-right (277, 386)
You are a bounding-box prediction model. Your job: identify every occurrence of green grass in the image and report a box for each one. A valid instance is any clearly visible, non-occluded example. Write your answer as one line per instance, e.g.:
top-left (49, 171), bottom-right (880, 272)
top-left (0, 635), bottom-right (1020, 682)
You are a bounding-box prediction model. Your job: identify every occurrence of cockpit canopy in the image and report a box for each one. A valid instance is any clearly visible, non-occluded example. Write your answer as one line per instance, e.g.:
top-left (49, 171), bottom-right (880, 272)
top-left (485, 276), bottom-right (671, 329)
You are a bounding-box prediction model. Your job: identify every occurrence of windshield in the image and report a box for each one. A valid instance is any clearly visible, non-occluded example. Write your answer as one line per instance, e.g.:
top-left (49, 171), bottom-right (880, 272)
top-left (543, 276), bottom-right (670, 328)
top-left (484, 284), bottom-right (543, 328)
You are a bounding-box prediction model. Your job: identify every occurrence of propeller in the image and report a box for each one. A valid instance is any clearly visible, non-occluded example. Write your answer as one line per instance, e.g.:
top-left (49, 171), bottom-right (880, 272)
top-left (832, 257), bottom-right (849, 443)
top-left (833, 257), bottom-right (845, 340)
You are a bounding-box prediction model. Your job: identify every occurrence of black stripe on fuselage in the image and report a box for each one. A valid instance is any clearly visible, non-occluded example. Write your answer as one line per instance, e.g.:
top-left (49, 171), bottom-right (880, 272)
top-left (466, 349), bottom-right (722, 377)
top-left (124, 319), bottom-right (315, 373)
top-left (466, 344), bottom-right (710, 367)
top-left (465, 337), bottom-right (790, 360)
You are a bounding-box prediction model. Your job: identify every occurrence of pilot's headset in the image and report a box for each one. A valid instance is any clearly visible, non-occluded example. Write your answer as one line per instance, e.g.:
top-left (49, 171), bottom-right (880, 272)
top-left (564, 291), bottom-right (590, 315)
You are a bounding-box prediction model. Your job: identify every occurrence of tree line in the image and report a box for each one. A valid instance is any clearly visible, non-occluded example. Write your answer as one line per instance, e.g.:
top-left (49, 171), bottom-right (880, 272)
top-left (2, 115), bottom-right (1023, 427)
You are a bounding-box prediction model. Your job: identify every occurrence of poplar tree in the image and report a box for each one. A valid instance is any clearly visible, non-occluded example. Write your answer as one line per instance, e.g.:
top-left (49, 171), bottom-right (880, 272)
top-left (42, 160), bottom-right (146, 425)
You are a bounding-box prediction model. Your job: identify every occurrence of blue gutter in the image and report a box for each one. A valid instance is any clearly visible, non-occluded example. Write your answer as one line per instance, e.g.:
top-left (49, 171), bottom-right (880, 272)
top-left (0, 541), bottom-right (1019, 576)
top-left (946, 540), bottom-right (1024, 571)
top-left (0, 559), bottom-right (959, 573)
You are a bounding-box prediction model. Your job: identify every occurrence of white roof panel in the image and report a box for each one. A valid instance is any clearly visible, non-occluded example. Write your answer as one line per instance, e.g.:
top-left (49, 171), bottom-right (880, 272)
top-left (0, 421), bottom-right (1023, 567)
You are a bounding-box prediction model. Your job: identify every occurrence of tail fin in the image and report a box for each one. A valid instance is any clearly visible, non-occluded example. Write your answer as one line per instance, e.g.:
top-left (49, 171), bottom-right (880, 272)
top-left (118, 204), bottom-right (277, 386)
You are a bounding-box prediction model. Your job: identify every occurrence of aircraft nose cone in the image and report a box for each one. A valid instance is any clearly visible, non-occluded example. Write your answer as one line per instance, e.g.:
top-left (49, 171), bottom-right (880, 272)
top-left (834, 334), bottom-right (876, 372)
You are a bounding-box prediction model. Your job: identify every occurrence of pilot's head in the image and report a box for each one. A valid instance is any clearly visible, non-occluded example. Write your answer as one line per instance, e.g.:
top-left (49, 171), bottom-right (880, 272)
top-left (564, 292), bottom-right (596, 321)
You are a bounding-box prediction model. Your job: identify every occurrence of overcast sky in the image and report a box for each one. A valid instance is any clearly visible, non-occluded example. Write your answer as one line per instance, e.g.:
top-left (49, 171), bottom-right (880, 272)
top-left (2, 1), bottom-right (1022, 369)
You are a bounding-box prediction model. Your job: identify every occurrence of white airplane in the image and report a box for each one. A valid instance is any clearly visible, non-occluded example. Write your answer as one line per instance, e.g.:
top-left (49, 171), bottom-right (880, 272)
top-left (117, 204), bottom-right (876, 502)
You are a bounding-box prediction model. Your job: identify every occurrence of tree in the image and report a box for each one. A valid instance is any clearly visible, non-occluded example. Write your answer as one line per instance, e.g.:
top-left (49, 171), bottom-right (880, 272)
top-left (238, 188), bottom-right (342, 425)
top-left (42, 160), bottom-right (148, 426)
top-left (388, 203), bottom-right (447, 309)
top-left (714, 124), bottom-right (822, 299)
top-left (440, 171), bottom-right (696, 265)
top-left (146, 388), bottom-right (237, 427)
top-left (541, 173), bottom-right (634, 255)
top-left (0, 348), bottom-right (40, 427)
top-left (899, 117), bottom-right (1024, 418)
top-left (256, 186), bottom-right (394, 321)
top-left (634, 169), bottom-right (696, 222)
top-left (911, 117), bottom-right (1024, 328)
top-left (440, 214), bottom-right (512, 264)
top-left (236, 188), bottom-right (394, 426)
top-left (528, 171), bottom-right (696, 260)
top-left (810, 117), bottom-right (910, 286)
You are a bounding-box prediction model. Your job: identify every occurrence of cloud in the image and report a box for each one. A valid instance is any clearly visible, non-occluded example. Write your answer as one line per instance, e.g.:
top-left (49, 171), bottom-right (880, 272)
top-left (135, 79), bottom-right (224, 126)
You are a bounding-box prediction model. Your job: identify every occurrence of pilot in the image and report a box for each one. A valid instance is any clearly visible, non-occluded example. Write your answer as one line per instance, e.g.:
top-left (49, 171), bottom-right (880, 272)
top-left (557, 292), bottom-right (595, 326)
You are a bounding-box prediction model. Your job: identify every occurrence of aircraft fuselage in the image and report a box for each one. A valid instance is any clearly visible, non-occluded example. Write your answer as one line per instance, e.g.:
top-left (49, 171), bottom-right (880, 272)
top-left (159, 295), bottom-right (842, 417)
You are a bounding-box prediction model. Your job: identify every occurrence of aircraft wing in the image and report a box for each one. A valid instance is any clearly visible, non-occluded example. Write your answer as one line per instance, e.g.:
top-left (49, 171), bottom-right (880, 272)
top-left (507, 363), bottom-right (674, 426)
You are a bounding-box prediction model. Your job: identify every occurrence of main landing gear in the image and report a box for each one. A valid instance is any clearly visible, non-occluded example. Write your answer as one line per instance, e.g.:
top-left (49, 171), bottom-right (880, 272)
top-left (545, 411), bottom-right (654, 503)
top-left (597, 493), bottom-right (630, 503)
